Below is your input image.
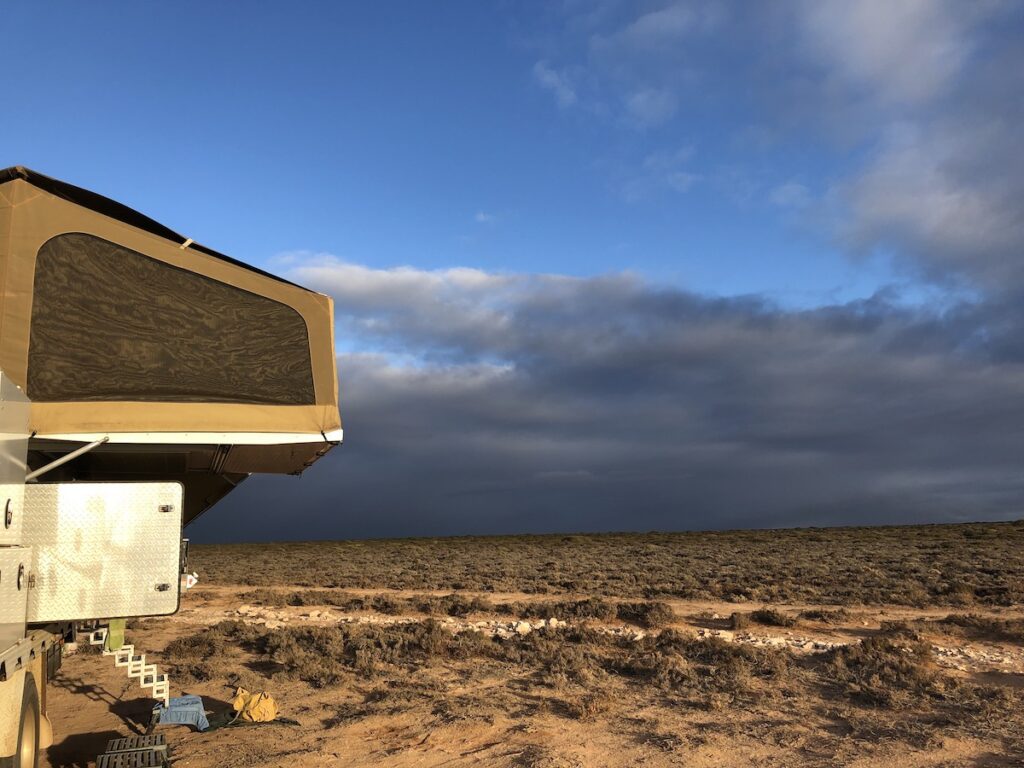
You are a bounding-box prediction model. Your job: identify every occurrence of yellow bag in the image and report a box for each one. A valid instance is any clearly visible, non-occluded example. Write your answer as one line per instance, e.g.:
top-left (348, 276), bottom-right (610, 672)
top-left (231, 688), bottom-right (279, 723)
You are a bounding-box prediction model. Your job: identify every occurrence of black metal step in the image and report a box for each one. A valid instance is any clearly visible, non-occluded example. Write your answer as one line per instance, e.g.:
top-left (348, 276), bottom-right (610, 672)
top-left (97, 734), bottom-right (170, 768)
top-left (104, 734), bottom-right (167, 754)
top-left (96, 750), bottom-right (167, 768)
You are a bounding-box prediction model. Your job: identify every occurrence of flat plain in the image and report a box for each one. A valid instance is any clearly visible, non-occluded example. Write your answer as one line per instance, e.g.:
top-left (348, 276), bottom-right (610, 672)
top-left (44, 521), bottom-right (1024, 767)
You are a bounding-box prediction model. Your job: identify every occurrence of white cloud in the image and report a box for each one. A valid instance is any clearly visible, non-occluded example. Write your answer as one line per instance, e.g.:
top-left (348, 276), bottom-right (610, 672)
top-left (666, 171), bottom-right (700, 193)
top-left (770, 182), bottom-right (811, 208)
top-left (533, 60), bottom-right (577, 107)
top-left (625, 87), bottom-right (678, 127)
top-left (290, 258), bottom-right (512, 316)
top-left (600, 2), bottom-right (698, 51)
top-left (710, 166), bottom-right (762, 206)
top-left (838, 118), bottom-right (1024, 288)
top-left (623, 146), bottom-right (701, 200)
top-left (475, 211), bottom-right (496, 224)
top-left (590, 1), bottom-right (724, 55)
top-left (642, 146), bottom-right (694, 171)
top-left (797, 0), bottom-right (973, 105)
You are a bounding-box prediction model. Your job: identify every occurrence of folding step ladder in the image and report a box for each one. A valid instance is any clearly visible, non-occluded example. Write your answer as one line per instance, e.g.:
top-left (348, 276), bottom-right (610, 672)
top-left (86, 627), bottom-right (170, 706)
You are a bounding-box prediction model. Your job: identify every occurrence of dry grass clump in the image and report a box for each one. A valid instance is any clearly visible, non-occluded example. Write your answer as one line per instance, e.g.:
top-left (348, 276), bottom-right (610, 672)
top-left (730, 612), bottom-right (751, 630)
top-left (749, 607), bottom-right (796, 627)
top-left (162, 620), bottom-right (264, 682)
top-left (300, 592), bottom-right (405, 614)
top-left (285, 589), bottom-right (362, 608)
top-left (886, 613), bottom-right (1024, 643)
top-left (194, 520), bottom-right (1024, 607)
top-left (497, 598), bottom-right (675, 627)
top-left (729, 608), bottom-right (797, 629)
top-left (615, 601), bottom-right (677, 628)
top-left (262, 620), bottom-right (467, 686)
top-left (162, 630), bottom-right (225, 681)
top-left (558, 691), bottom-right (615, 720)
top-left (237, 588), bottom-right (363, 609)
top-left (798, 608), bottom-right (852, 624)
top-left (412, 593), bottom-right (494, 617)
top-left (825, 636), bottom-right (938, 707)
top-left (238, 588), bottom-right (499, 618)
top-left (236, 588), bottom-right (291, 607)
top-left (612, 635), bottom-right (771, 710)
top-left (500, 597), bottom-right (618, 623)
top-left (821, 630), bottom-right (1022, 752)
top-left (936, 613), bottom-right (1024, 642)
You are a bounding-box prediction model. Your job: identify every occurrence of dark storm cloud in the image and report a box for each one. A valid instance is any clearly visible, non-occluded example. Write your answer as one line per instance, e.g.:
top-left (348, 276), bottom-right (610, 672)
top-left (190, 269), bottom-right (1024, 542)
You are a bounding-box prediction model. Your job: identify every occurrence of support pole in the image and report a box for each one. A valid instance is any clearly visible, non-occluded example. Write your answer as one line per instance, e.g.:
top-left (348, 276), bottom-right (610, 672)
top-left (26, 437), bottom-right (109, 481)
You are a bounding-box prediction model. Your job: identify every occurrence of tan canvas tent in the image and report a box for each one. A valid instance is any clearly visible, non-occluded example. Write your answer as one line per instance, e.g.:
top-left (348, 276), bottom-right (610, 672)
top-left (0, 166), bottom-right (341, 523)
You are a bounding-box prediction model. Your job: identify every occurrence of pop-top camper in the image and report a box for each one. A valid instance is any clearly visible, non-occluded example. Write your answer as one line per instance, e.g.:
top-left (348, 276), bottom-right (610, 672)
top-left (0, 166), bottom-right (341, 767)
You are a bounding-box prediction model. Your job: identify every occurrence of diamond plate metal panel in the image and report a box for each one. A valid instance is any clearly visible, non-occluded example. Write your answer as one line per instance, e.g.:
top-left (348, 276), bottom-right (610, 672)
top-left (0, 372), bottom-right (29, 545)
top-left (22, 483), bottom-right (183, 622)
top-left (0, 546), bottom-right (30, 649)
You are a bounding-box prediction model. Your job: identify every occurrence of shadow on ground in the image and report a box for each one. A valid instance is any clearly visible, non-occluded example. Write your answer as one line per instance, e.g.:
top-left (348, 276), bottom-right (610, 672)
top-left (46, 730), bottom-right (122, 768)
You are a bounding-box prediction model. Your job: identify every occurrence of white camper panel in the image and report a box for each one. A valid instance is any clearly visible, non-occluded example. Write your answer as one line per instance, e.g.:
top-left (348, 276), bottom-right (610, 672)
top-left (0, 373), bottom-right (29, 545)
top-left (22, 482), bottom-right (184, 622)
top-left (0, 546), bottom-right (30, 650)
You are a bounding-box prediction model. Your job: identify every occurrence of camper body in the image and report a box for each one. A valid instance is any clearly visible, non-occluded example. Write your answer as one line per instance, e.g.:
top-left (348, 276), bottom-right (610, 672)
top-left (0, 374), bottom-right (187, 766)
top-left (0, 167), bottom-right (342, 766)
top-left (0, 373), bottom-right (46, 768)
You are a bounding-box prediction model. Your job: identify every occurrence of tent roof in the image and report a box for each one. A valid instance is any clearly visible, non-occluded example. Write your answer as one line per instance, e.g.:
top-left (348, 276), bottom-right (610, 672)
top-left (0, 165), bottom-right (302, 289)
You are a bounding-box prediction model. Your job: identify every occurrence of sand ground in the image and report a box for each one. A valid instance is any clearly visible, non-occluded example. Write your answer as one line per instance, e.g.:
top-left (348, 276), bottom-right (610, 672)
top-left (42, 586), bottom-right (1024, 768)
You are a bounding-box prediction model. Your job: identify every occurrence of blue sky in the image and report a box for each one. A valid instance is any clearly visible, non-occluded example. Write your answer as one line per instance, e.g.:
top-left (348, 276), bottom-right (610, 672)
top-left (7, 2), bottom-right (894, 305)
top-left (6, 2), bottom-right (1024, 541)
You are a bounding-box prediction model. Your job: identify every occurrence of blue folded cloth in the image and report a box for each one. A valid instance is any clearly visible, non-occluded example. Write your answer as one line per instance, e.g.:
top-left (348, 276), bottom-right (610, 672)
top-left (152, 694), bottom-right (210, 732)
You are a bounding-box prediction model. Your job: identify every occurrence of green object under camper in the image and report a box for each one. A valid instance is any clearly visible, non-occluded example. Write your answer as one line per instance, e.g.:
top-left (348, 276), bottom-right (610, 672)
top-left (103, 619), bottom-right (126, 652)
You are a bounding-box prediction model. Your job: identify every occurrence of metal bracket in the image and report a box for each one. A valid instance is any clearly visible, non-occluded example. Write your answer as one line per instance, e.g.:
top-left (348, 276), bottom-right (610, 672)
top-left (27, 436), bottom-right (110, 481)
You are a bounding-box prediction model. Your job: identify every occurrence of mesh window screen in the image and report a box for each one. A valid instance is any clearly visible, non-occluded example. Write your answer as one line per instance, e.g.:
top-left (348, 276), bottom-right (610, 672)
top-left (28, 233), bottom-right (315, 404)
